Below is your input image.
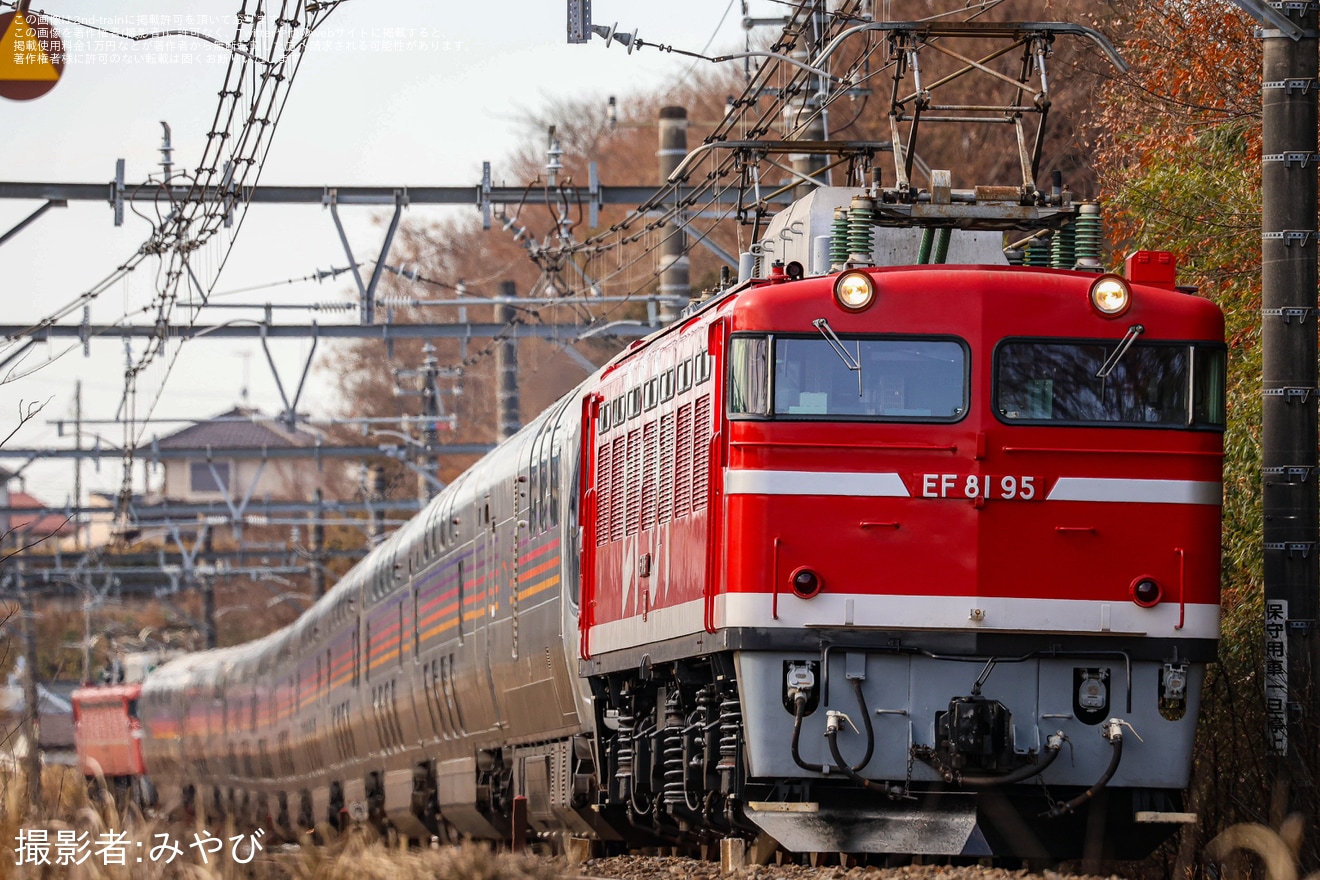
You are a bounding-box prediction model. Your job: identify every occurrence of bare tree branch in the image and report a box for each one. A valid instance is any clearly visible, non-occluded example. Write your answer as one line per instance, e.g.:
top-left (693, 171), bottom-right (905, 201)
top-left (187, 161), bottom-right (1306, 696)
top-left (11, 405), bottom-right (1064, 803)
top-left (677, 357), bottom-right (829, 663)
top-left (0, 397), bottom-right (51, 450)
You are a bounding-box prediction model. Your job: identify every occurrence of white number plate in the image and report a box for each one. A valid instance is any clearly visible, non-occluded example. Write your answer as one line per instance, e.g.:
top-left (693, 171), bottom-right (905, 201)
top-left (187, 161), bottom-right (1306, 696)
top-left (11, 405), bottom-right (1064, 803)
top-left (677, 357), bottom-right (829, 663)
top-left (918, 474), bottom-right (1040, 500)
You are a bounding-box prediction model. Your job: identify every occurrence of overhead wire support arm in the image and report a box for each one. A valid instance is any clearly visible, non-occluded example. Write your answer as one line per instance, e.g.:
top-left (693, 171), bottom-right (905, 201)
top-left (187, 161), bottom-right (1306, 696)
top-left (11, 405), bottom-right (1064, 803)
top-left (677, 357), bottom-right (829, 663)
top-left (325, 187), bottom-right (408, 325)
top-left (0, 180), bottom-right (754, 210)
top-left (0, 199), bottom-right (66, 248)
top-left (1, 320), bottom-right (653, 342)
top-left (0, 497), bottom-right (429, 523)
top-left (260, 321), bottom-right (319, 428)
top-left (1230, 0), bottom-right (1310, 40)
top-left (665, 140), bottom-right (892, 185)
top-left (575, 13), bottom-right (844, 82)
top-left (810, 21), bottom-right (1128, 74)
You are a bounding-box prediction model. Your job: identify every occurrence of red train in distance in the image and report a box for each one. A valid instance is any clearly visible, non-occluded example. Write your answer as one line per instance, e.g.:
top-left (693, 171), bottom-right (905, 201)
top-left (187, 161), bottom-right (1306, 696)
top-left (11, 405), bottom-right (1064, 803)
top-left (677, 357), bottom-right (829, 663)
top-left (71, 683), bottom-right (155, 804)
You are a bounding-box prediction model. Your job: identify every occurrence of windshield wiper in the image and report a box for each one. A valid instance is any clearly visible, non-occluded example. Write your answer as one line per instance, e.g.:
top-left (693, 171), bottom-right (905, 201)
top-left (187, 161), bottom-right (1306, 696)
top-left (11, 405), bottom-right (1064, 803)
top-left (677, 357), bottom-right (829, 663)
top-left (812, 318), bottom-right (864, 397)
top-left (1095, 324), bottom-right (1145, 379)
top-left (812, 318), bottom-right (860, 370)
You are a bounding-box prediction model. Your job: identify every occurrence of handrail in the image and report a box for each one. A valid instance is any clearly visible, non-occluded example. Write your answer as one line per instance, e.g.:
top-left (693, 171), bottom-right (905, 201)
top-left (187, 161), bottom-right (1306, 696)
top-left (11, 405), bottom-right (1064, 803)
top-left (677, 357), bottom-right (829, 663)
top-left (703, 430), bottom-right (723, 635)
top-left (1175, 547), bottom-right (1186, 631)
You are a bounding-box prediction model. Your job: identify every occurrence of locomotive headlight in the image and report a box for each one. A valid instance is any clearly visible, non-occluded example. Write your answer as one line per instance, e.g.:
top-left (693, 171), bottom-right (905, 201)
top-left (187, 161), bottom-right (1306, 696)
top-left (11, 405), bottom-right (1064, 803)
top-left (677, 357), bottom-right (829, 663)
top-left (1089, 274), bottom-right (1131, 316)
top-left (1130, 576), bottom-right (1162, 607)
top-left (789, 567), bottom-right (823, 599)
top-left (833, 271), bottom-right (875, 312)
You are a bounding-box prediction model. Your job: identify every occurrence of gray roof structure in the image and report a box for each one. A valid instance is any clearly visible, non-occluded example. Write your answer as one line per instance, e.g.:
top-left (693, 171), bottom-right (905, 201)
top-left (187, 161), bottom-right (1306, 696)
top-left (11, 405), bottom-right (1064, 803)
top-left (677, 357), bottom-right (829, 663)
top-left (155, 407), bottom-right (321, 451)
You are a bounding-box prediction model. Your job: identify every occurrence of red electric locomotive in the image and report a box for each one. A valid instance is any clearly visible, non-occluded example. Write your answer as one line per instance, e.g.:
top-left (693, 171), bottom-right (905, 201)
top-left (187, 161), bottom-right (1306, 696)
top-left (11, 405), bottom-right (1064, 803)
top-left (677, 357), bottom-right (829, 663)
top-left (579, 194), bottom-right (1222, 858)
top-left (131, 187), bottom-right (1223, 860)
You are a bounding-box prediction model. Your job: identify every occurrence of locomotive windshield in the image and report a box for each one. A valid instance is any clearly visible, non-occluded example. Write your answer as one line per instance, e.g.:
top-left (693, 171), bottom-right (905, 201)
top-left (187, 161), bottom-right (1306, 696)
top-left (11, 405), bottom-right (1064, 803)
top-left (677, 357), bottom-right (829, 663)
top-left (996, 340), bottom-right (1226, 428)
top-left (728, 334), bottom-right (967, 421)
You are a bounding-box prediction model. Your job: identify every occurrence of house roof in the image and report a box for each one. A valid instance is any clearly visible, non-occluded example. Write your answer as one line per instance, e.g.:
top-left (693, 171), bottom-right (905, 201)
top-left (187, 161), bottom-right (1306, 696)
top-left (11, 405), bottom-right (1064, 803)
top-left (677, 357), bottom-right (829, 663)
top-left (155, 407), bottom-right (320, 451)
top-left (8, 491), bottom-right (74, 538)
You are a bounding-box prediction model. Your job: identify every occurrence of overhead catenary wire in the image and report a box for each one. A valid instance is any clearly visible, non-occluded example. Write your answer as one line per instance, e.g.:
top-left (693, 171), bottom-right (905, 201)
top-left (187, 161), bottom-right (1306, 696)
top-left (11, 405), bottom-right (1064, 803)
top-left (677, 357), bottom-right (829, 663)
top-left (486, 0), bottom-right (1028, 376)
top-left (100, 0), bottom-right (345, 529)
top-left (662, 0), bottom-right (740, 100)
top-left (0, 0), bottom-right (353, 64)
top-left (6, 0), bottom-right (1029, 549)
top-left (533, 0), bottom-right (1021, 325)
top-left (545, 1), bottom-right (866, 264)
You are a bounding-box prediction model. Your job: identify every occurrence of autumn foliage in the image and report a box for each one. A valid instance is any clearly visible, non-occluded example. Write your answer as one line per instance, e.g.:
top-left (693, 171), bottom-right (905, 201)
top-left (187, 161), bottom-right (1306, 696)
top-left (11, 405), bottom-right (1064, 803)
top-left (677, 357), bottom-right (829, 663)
top-left (1093, 2), bottom-right (1319, 874)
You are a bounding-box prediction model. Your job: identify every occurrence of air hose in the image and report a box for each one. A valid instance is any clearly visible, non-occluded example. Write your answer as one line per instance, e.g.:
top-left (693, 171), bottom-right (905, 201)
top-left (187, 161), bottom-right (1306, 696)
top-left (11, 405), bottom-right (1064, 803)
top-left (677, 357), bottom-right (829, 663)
top-left (911, 732), bottom-right (1066, 788)
top-left (1045, 718), bottom-right (1127, 818)
top-left (825, 712), bottom-right (887, 792)
top-left (791, 679), bottom-right (874, 774)
top-left (790, 694), bottom-right (828, 774)
top-left (954, 734), bottom-right (1064, 788)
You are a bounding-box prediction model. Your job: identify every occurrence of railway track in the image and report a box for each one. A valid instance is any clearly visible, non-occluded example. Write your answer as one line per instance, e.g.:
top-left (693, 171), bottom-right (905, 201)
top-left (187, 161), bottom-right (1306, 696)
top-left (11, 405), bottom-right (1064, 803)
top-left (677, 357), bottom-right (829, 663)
top-left (247, 843), bottom-right (1133, 880)
top-left (576, 855), bottom-right (1132, 880)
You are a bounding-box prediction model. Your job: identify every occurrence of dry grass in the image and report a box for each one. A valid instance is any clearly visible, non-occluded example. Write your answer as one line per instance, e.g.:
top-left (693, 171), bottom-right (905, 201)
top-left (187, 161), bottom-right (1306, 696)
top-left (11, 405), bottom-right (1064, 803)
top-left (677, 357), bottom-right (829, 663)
top-left (0, 765), bottom-right (574, 880)
top-left (0, 760), bottom-right (1310, 880)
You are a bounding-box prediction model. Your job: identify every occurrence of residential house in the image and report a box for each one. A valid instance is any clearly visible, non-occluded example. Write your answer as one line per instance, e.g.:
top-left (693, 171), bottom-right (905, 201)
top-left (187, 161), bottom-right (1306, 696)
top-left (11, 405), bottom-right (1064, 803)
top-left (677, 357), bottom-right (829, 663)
top-left (0, 467), bottom-right (77, 549)
top-left (155, 407), bottom-right (330, 504)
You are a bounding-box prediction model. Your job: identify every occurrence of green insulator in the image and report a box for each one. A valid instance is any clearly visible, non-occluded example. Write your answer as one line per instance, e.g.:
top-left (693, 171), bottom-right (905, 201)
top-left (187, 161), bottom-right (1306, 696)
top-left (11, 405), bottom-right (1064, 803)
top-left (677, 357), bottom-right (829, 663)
top-left (829, 208), bottom-right (852, 270)
top-left (1023, 235), bottom-right (1052, 267)
top-left (917, 228), bottom-right (934, 265)
top-left (1072, 203), bottom-right (1103, 271)
top-left (1050, 222), bottom-right (1075, 270)
top-left (933, 227), bottom-right (952, 264)
top-left (848, 195), bottom-right (877, 265)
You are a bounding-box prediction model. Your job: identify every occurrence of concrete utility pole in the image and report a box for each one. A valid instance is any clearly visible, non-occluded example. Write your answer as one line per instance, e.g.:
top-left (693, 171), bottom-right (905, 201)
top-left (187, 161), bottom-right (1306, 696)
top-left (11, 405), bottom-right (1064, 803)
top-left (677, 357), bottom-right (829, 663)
top-left (495, 281), bottom-right (521, 441)
top-left (1257, 0), bottom-right (1319, 806)
top-left (369, 464), bottom-right (387, 541)
top-left (202, 577), bottom-right (216, 649)
top-left (657, 106), bottom-right (690, 322)
top-left (419, 344), bottom-right (442, 500)
top-left (310, 488), bottom-right (326, 599)
top-left (72, 380), bottom-right (82, 550)
top-left (787, 3), bottom-right (828, 197)
top-left (17, 563), bottom-right (41, 813)
top-left (393, 342), bottom-right (449, 501)
top-left (201, 528), bottom-right (216, 649)
top-left (80, 568), bottom-right (92, 685)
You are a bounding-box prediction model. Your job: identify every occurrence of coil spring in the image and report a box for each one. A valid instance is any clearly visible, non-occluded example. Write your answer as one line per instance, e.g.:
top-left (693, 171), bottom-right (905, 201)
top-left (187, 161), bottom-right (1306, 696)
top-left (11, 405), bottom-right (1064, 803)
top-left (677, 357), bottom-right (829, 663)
top-left (848, 197), bottom-right (877, 265)
top-left (614, 708), bottom-right (635, 782)
top-left (1050, 222), bottom-right (1076, 271)
top-left (717, 696), bottom-right (742, 771)
top-left (829, 208), bottom-right (852, 269)
top-left (1073, 204), bottom-right (1103, 266)
top-left (697, 687), bottom-right (717, 733)
top-left (661, 692), bottom-right (685, 807)
top-left (696, 686), bottom-right (717, 765)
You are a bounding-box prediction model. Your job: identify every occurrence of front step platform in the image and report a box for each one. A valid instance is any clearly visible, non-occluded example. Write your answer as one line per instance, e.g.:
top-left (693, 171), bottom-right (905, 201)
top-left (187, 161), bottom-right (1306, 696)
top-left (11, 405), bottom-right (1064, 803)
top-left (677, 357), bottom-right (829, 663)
top-left (745, 798), bottom-right (990, 856)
